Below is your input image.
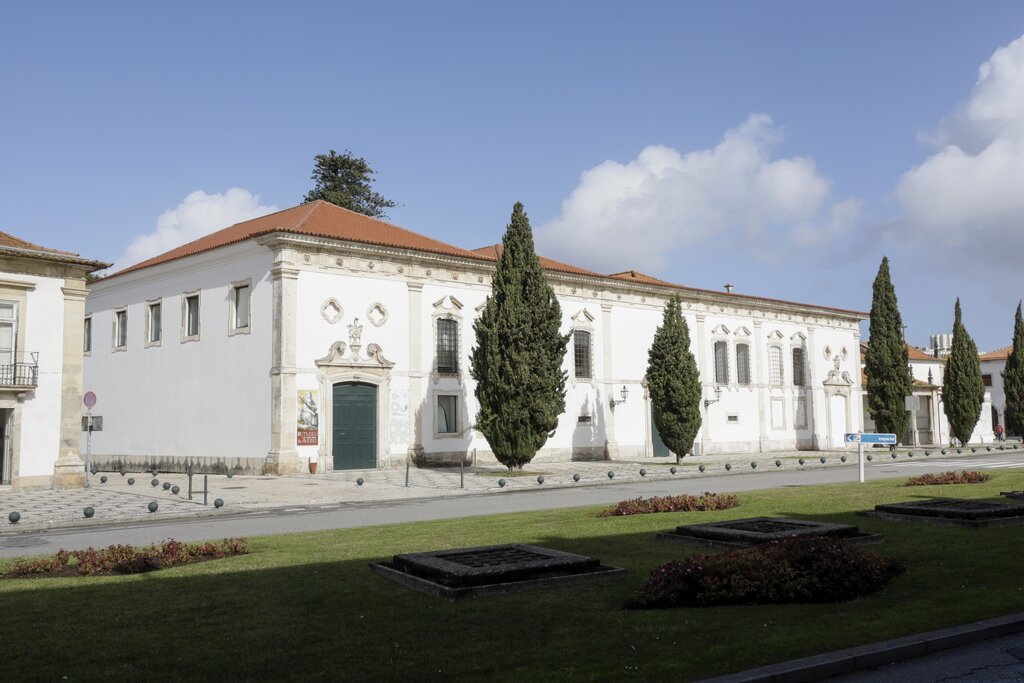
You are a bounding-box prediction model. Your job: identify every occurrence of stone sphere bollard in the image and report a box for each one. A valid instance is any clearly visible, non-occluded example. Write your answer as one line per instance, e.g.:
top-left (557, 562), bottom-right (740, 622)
top-left (908, 452), bottom-right (914, 458)
top-left (127, 478), bottom-right (135, 485)
top-left (8, 511), bottom-right (20, 524)
top-left (572, 473), bottom-right (580, 482)
top-left (750, 461), bottom-right (757, 469)
top-left (536, 476), bottom-right (545, 485)
top-left (925, 450), bottom-right (931, 456)
top-left (497, 479), bottom-right (506, 488)
top-left (840, 455), bottom-right (847, 462)
top-left (891, 453), bottom-right (897, 459)
top-left (941, 448), bottom-right (948, 455)
top-left (725, 463), bottom-right (732, 471)
top-left (698, 464), bottom-right (706, 472)
top-left (171, 485), bottom-right (180, 494)
top-left (214, 498), bottom-right (224, 509)
top-left (798, 458), bottom-right (805, 466)
top-left (84, 507), bottom-right (94, 518)
top-left (867, 454), bottom-right (873, 461)
top-left (147, 502), bottom-right (158, 513)
top-left (100, 475), bottom-right (108, 483)
top-left (151, 478), bottom-right (159, 487)
top-left (356, 478), bottom-right (364, 486)
top-left (162, 482), bottom-right (171, 491)
top-left (120, 469), bottom-right (127, 476)
top-left (820, 457), bottom-right (827, 464)
top-left (669, 467), bottom-right (677, 474)
top-left (151, 468), bottom-right (159, 476)
top-left (775, 459), bottom-right (782, 467)
top-left (90, 466), bottom-right (97, 475)
top-left (639, 468), bottom-right (646, 477)
top-left (607, 471), bottom-right (615, 479)
top-left (227, 471), bottom-right (234, 479)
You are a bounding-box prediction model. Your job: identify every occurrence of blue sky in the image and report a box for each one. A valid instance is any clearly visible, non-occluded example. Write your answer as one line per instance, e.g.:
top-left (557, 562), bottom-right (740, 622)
top-left (3, 1), bottom-right (1024, 350)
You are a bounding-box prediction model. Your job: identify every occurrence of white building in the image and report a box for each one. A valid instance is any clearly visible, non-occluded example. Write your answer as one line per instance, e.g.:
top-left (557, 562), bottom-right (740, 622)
top-left (980, 346), bottom-right (1010, 436)
top-left (84, 201), bottom-right (867, 474)
top-left (0, 231), bottom-right (107, 489)
top-left (861, 341), bottom-right (995, 446)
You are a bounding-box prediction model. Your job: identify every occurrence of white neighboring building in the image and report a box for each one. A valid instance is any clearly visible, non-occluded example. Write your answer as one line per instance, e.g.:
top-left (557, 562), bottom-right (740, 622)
top-left (980, 346), bottom-right (1010, 436)
top-left (83, 201), bottom-right (867, 474)
top-left (0, 231), bottom-right (107, 489)
top-left (861, 342), bottom-right (995, 446)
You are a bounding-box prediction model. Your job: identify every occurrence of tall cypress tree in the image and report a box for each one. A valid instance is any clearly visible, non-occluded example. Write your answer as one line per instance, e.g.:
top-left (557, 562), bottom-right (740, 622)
top-left (1002, 302), bottom-right (1024, 436)
top-left (865, 256), bottom-right (912, 441)
top-left (943, 299), bottom-right (985, 446)
top-left (470, 203), bottom-right (570, 470)
top-left (646, 294), bottom-right (702, 461)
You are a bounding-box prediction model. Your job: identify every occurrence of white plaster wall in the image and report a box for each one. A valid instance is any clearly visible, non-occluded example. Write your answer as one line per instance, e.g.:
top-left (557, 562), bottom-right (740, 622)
top-left (982, 359), bottom-right (1006, 428)
top-left (14, 274), bottom-right (66, 476)
top-left (83, 243), bottom-right (273, 461)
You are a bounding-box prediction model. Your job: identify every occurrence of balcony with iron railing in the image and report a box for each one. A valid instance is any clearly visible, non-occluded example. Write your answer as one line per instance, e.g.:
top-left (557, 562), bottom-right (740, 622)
top-left (0, 352), bottom-right (38, 389)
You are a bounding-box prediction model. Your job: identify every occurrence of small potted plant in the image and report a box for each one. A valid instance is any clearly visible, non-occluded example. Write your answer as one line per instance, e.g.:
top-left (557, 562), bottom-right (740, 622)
top-left (308, 457), bottom-right (318, 474)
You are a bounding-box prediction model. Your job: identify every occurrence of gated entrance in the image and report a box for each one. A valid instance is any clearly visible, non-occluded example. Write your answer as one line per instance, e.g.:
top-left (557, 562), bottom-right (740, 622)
top-left (332, 382), bottom-right (377, 470)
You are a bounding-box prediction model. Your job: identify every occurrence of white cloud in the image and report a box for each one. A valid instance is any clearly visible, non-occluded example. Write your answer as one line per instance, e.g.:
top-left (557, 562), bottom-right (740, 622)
top-left (896, 33), bottom-right (1024, 260)
top-left (538, 115), bottom-right (857, 273)
top-left (112, 188), bottom-right (278, 271)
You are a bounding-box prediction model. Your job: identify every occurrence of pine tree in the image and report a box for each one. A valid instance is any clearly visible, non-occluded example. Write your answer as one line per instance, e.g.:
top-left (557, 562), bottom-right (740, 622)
top-left (1002, 302), bottom-right (1024, 437)
top-left (303, 149), bottom-right (397, 218)
top-left (943, 299), bottom-right (985, 446)
top-left (865, 256), bottom-right (912, 441)
top-left (470, 203), bottom-right (570, 470)
top-left (645, 294), bottom-right (702, 461)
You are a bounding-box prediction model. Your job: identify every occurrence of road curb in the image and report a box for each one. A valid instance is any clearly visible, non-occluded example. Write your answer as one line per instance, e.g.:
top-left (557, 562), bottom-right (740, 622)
top-left (699, 611), bottom-right (1024, 682)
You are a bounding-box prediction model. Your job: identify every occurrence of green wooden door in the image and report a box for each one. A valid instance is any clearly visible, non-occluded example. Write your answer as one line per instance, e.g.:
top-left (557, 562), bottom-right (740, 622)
top-left (332, 382), bottom-right (377, 470)
top-left (652, 405), bottom-right (670, 457)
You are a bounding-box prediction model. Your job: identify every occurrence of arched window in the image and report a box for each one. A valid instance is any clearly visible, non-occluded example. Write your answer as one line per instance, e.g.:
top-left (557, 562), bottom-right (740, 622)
top-left (736, 343), bottom-right (751, 385)
top-left (714, 340), bottom-right (729, 384)
top-left (792, 347), bottom-right (806, 386)
top-left (768, 346), bottom-right (783, 385)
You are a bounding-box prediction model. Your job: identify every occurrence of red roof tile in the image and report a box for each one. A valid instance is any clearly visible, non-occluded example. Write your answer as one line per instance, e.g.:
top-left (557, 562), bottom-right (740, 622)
top-left (980, 345), bottom-right (1012, 361)
top-left (470, 244), bottom-right (604, 278)
top-left (0, 230), bottom-right (78, 256)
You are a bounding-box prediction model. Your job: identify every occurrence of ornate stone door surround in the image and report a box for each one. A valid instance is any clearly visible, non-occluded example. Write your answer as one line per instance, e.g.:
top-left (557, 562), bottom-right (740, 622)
top-left (314, 334), bottom-right (395, 471)
top-left (822, 352), bottom-right (854, 449)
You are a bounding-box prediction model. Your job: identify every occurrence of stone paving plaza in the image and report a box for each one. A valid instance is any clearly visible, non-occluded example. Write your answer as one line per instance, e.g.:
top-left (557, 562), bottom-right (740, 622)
top-left (1, 446), bottom-right (1022, 532)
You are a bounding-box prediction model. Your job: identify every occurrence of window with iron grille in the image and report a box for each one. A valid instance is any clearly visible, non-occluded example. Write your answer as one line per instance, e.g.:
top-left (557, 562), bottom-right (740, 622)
top-left (768, 346), bottom-right (783, 385)
top-left (792, 347), bottom-right (806, 386)
top-left (736, 343), bottom-right (751, 385)
top-left (714, 340), bottom-right (729, 384)
top-left (574, 330), bottom-right (592, 380)
top-left (436, 317), bottom-right (459, 374)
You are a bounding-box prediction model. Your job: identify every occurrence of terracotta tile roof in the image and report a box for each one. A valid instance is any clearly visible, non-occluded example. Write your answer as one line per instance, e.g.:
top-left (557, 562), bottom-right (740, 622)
top-left (609, 270), bottom-right (674, 286)
top-left (470, 244), bottom-right (604, 277)
top-left (108, 200), bottom-right (489, 278)
top-left (861, 340), bottom-right (943, 362)
top-left (0, 230), bottom-right (78, 256)
top-left (980, 345), bottom-right (1012, 361)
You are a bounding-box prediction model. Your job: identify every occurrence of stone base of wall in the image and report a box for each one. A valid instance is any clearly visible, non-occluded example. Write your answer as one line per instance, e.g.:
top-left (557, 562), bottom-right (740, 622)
top-left (91, 455), bottom-right (267, 476)
top-left (5, 474), bottom-right (53, 491)
top-left (701, 437), bottom-right (817, 454)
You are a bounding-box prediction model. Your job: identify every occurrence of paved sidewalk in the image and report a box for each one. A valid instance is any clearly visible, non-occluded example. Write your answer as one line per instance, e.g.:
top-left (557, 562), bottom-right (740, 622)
top-left (1, 445), bottom-right (1021, 533)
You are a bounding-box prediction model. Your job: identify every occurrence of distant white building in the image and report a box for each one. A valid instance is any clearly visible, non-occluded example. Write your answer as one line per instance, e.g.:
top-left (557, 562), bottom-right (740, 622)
top-left (980, 346), bottom-right (1011, 436)
top-left (0, 231), bottom-right (107, 489)
top-left (83, 201), bottom-right (868, 474)
top-left (861, 341), bottom-right (995, 445)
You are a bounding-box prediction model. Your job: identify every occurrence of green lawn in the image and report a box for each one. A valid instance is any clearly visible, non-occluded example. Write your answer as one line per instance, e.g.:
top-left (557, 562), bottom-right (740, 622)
top-left (2, 472), bottom-right (1023, 681)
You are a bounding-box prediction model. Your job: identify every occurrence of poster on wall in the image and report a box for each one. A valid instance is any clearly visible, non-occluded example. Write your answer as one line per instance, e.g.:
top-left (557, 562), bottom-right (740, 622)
top-left (297, 389), bottom-right (319, 446)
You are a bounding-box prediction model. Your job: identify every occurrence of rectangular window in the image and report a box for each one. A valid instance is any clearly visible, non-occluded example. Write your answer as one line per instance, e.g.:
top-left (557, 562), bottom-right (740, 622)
top-left (0, 302), bottom-right (16, 366)
top-left (983, 374), bottom-right (993, 387)
top-left (437, 394), bottom-right (457, 434)
top-left (792, 347), bottom-right (806, 386)
top-left (714, 340), bottom-right (729, 384)
top-left (182, 293), bottom-right (200, 341)
top-left (436, 318), bottom-right (458, 374)
top-left (736, 343), bottom-right (751, 385)
top-left (146, 301), bottom-right (162, 345)
top-left (232, 284), bottom-right (251, 331)
top-left (114, 308), bottom-right (127, 350)
top-left (768, 346), bottom-right (783, 385)
top-left (83, 315), bottom-right (92, 354)
top-left (573, 330), bottom-right (592, 379)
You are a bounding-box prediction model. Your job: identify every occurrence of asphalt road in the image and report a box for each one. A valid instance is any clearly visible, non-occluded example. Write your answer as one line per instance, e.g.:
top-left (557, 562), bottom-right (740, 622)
top-left (2, 455), bottom-right (1020, 558)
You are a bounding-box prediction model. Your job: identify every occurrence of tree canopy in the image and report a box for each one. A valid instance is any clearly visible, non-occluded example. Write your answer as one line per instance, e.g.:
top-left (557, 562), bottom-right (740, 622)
top-left (303, 149), bottom-right (397, 218)
top-left (470, 203), bottom-right (569, 470)
top-left (943, 299), bottom-right (985, 446)
top-left (1002, 302), bottom-right (1024, 436)
top-left (865, 256), bottom-right (912, 441)
top-left (645, 294), bottom-right (702, 460)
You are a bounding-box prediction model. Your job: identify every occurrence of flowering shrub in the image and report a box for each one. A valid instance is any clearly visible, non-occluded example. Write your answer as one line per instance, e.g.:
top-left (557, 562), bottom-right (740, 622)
top-left (904, 470), bottom-right (990, 486)
top-left (598, 493), bottom-right (739, 517)
top-left (3, 538), bottom-right (248, 578)
top-left (626, 536), bottom-right (903, 609)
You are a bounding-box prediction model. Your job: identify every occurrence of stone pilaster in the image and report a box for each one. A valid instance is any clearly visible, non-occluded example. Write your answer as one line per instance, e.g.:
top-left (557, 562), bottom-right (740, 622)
top-left (601, 302), bottom-right (618, 459)
top-left (806, 326), bottom-right (821, 449)
top-left (407, 281), bottom-right (424, 461)
top-left (695, 313), bottom-right (711, 449)
top-left (266, 261), bottom-right (303, 474)
top-left (52, 281), bottom-right (88, 489)
top-left (753, 319), bottom-right (768, 453)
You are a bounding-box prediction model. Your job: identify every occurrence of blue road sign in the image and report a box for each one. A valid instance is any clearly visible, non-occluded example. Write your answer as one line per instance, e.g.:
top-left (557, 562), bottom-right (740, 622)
top-left (845, 433), bottom-right (897, 445)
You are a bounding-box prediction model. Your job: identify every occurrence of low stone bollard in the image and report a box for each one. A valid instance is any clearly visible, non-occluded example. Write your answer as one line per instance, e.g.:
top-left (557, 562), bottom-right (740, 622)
top-left (8, 511), bottom-right (20, 524)
top-left (84, 507), bottom-right (94, 518)
top-left (214, 499), bottom-right (224, 508)
top-left (147, 502), bottom-right (158, 513)
top-left (572, 473), bottom-right (580, 482)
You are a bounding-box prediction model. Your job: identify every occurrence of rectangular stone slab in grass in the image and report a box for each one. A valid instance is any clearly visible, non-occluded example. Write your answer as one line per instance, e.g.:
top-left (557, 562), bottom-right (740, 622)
top-left (863, 498), bottom-right (1024, 528)
top-left (656, 516), bottom-right (882, 548)
top-left (1001, 491), bottom-right (1024, 500)
top-left (369, 543), bottom-right (625, 600)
